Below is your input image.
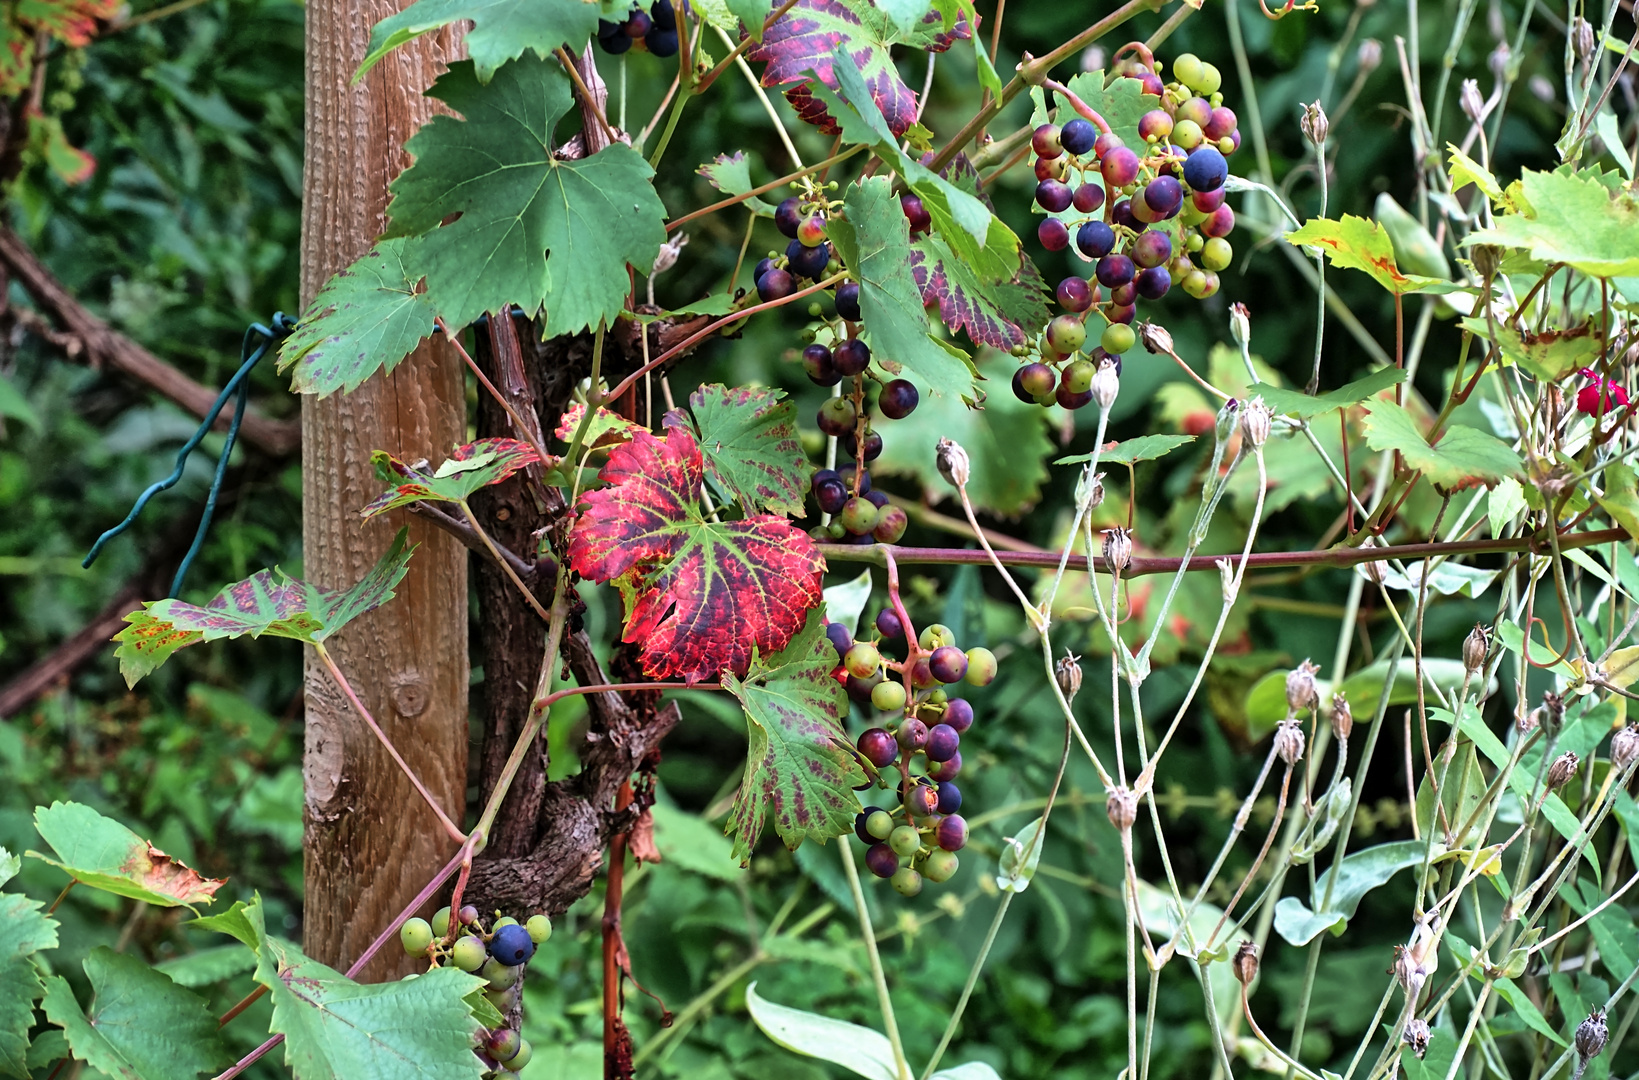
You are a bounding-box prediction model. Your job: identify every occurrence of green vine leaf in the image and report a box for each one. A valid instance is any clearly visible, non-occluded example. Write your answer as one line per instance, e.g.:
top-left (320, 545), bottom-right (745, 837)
top-left (1285, 216), bottom-right (1453, 295)
top-left (386, 53), bottom-right (667, 334)
top-left (28, 802), bottom-right (225, 909)
top-left (567, 425), bottom-right (825, 683)
top-left (667, 384), bottom-right (810, 516)
top-left (1, 862), bottom-right (56, 1080)
top-left (277, 239), bottom-right (437, 397)
top-left (1248, 367), bottom-right (1407, 419)
top-left (359, 0), bottom-right (624, 83)
top-left (1056, 433), bottom-right (1198, 467)
top-left (113, 529), bottom-right (416, 687)
top-left (361, 438), bottom-right (544, 519)
top-left (41, 948), bottom-right (226, 1080)
top-left (1457, 316), bottom-right (1605, 382)
top-left (1599, 463), bottom-right (1639, 540)
top-left (698, 151), bottom-right (776, 215)
top-left (1465, 167), bottom-right (1639, 278)
top-left (723, 612), bottom-right (865, 862)
top-left (1358, 402), bottom-right (1522, 487)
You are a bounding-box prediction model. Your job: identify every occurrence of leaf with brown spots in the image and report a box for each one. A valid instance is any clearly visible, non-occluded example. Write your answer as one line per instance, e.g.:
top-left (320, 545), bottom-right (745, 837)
top-left (113, 528), bottom-right (416, 687)
top-left (665, 384), bottom-right (810, 516)
top-left (722, 612), bottom-right (865, 862)
top-left (1284, 215), bottom-right (1456, 296)
top-left (567, 425), bottom-right (824, 683)
top-left (28, 802), bottom-right (226, 910)
top-left (360, 438), bottom-right (544, 519)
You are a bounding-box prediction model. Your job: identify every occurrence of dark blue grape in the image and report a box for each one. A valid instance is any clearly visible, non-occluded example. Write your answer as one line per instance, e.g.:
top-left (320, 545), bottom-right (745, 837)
top-left (752, 257), bottom-right (776, 286)
top-left (650, 0), bottom-right (676, 29)
top-left (844, 430), bottom-right (883, 461)
top-left (803, 343), bottom-right (839, 386)
top-left (1076, 220), bottom-right (1116, 259)
top-left (826, 621), bottom-right (854, 657)
top-left (925, 723), bottom-right (960, 762)
top-left (865, 843), bottom-right (900, 878)
top-left (774, 197), bottom-right (803, 239)
top-left (876, 608), bottom-right (903, 638)
top-left (1136, 266), bottom-right (1172, 300)
top-left (489, 924), bottom-right (535, 966)
top-left (879, 379), bottom-right (919, 419)
top-left (1182, 145), bottom-right (1229, 193)
top-left (1143, 175), bottom-right (1183, 217)
top-left (624, 10), bottom-right (652, 35)
top-left (835, 281), bottom-right (862, 321)
top-left (1059, 118), bottom-right (1097, 155)
top-left (1035, 179), bottom-right (1073, 213)
top-left (864, 489), bottom-right (889, 507)
top-left (936, 781), bottom-right (962, 814)
top-left (646, 27), bottom-right (678, 56)
top-left (786, 238), bottom-right (830, 279)
top-left (756, 267), bottom-right (794, 302)
top-left (811, 468), bottom-right (840, 490)
top-left (855, 806), bottom-right (884, 843)
top-left (837, 464), bottom-right (871, 495)
top-left (1095, 255), bottom-right (1135, 288)
top-left (833, 339), bottom-right (871, 376)
top-left (599, 31), bottom-right (633, 53)
top-left (815, 478), bottom-right (848, 514)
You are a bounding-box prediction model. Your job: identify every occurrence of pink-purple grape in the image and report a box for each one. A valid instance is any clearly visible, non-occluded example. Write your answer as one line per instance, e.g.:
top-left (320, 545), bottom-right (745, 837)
top-left (1201, 205), bottom-right (1236, 238)
top-left (879, 379), bottom-right (919, 419)
top-left (815, 477), bottom-right (847, 514)
top-left (901, 194), bottom-right (931, 233)
top-left (1031, 123), bottom-right (1063, 159)
top-left (1056, 384), bottom-right (1095, 410)
top-left (873, 505), bottom-right (907, 543)
top-left (936, 781), bottom-right (962, 814)
top-left (756, 268), bottom-right (794, 303)
top-left (624, 9), bottom-right (652, 35)
top-left (936, 815), bottom-right (968, 852)
top-left (1136, 266), bottom-right (1172, 300)
top-left (896, 718), bottom-right (929, 750)
top-left (1111, 199), bottom-right (1145, 232)
top-left (1101, 147), bottom-right (1140, 187)
top-left (753, 256), bottom-right (775, 283)
top-left (817, 396), bottom-right (857, 437)
top-left (1192, 188), bottom-right (1226, 213)
top-left (803, 343), bottom-right (838, 386)
top-left (1131, 231), bottom-right (1172, 269)
top-left (1178, 97), bottom-right (1213, 127)
top-left (1137, 70), bottom-right (1165, 95)
top-left (1093, 131), bottom-right (1125, 158)
top-left (1138, 109), bottom-right (1174, 141)
top-left (1072, 182), bottom-right (1105, 213)
top-left (1107, 302), bottom-right (1137, 324)
top-left (1035, 155), bottom-right (1067, 182)
top-left (1095, 254), bottom-right (1135, 287)
top-left (834, 338), bottom-right (871, 376)
top-left (1076, 220), bottom-right (1116, 259)
top-left (906, 783), bottom-right (939, 817)
top-left (928, 645), bottom-right (969, 684)
top-left (927, 751), bottom-right (963, 780)
top-left (876, 608), bottom-right (903, 638)
top-left (943, 698), bottom-right (973, 732)
top-left (1015, 363), bottom-right (1055, 403)
top-left (1205, 106), bottom-right (1238, 140)
top-left (865, 842), bottom-right (900, 878)
top-left (1035, 179), bottom-right (1073, 212)
top-left (1110, 281), bottom-right (1138, 306)
top-left (925, 723), bottom-right (960, 762)
top-left (1056, 276), bottom-right (1094, 312)
top-left (858, 728), bottom-right (898, 767)
top-left (1038, 218), bottom-right (1070, 251)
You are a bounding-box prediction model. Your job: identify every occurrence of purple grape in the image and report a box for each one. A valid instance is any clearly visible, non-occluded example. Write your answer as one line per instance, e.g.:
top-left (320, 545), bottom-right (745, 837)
top-left (1035, 179), bottom-right (1073, 213)
top-left (1131, 231), bottom-right (1173, 269)
top-left (855, 806), bottom-right (884, 843)
top-left (1183, 145), bottom-right (1229, 192)
top-left (624, 10), bottom-right (652, 36)
top-left (1031, 123), bottom-right (1063, 159)
top-left (865, 843), bottom-right (900, 878)
top-left (1101, 147), bottom-right (1140, 187)
top-left (1205, 106), bottom-right (1238, 140)
top-left (1072, 182), bottom-right (1105, 213)
top-left (1060, 118), bottom-right (1097, 155)
top-left (1093, 131), bottom-right (1124, 157)
top-left (936, 781), bottom-right (962, 814)
top-left (1056, 385), bottom-right (1095, 410)
top-left (803, 343), bottom-right (839, 386)
top-left (753, 256), bottom-right (775, 284)
top-left (896, 718), bottom-right (929, 751)
top-left (811, 467), bottom-right (839, 490)
top-left (838, 464), bottom-right (870, 495)
top-left (1057, 277), bottom-right (1094, 312)
top-left (876, 608), bottom-right (903, 638)
top-left (847, 673), bottom-right (881, 702)
top-left (1076, 220), bottom-right (1116, 259)
top-left (901, 194), bottom-right (931, 233)
top-left (879, 379), bottom-right (919, 419)
top-left (1011, 367), bottom-right (1036, 404)
top-left (1110, 281), bottom-right (1138, 306)
top-left (906, 783), bottom-right (939, 817)
top-left (942, 698), bottom-right (973, 733)
top-left (815, 478), bottom-right (848, 514)
top-left (1107, 303), bottom-right (1137, 324)
top-left (928, 645), bottom-right (968, 684)
top-left (787, 238), bottom-right (830, 279)
top-left (1193, 188), bottom-right (1227, 213)
top-left (864, 489), bottom-right (889, 508)
top-left (925, 723), bottom-right (960, 762)
top-left (1111, 199), bottom-right (1145, 233)
top-left (835, 281), bottom-right (862, 321)
top-left (936, 815), bottom-right (968, 852)
top-left (817, 396), bottom-right (857, 437)
top-left (1038, 218), bottom-right (1070, 251)
top-left (1143, 176), bottom-right (1184, 217)
top-left (834, 339), bottom-right (871, 376)
top-left (858, 728), bottom-right (898, 767)
top-left (1136, 266), bottom-right (1172, 300)
top-left (651, 0), bottom-right (676, 28)
top-left (1019, 364), bottom-right (1056, 400)
top-left (843, 429), bottom-right (883, 461)
top-left (927, 751), bottom-right (962, 781)
top-left (1095, 254), bottom-right (1135, 288)
top-left (646, 27), bottom-right (678, 56)
top-left (1202, 205), bottom-right (1236, 238)
top-left (826, 621), bottom-right (853, 657)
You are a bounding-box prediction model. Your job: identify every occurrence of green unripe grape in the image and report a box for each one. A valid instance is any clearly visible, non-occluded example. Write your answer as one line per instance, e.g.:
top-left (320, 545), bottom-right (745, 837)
top-left (481, 958), bottom-right (522, 990)
top-left (1217, 136), bottom-right (1236, 154)
top-left (1186, 232), bottom-right (1205, 253)
top-left (891, 867), bottom-right (924, 897)
top-left (526, 914), bottom-right (553, 944)
top-left (1062, 359), bottom-right (1095, 394)
top-left (1182, 270), bottom-right (1212, 299)
top-left (1101, 322), bottom-right (1137, 356)
top-left (866, 810), bottom-right (896, 840)
top-left (1179, 204), bottom-right (1208, 227)
top-left (1196, 62), bottom-right (1222, 95)
top-left (492, 916), bottom-right (519, 929)
top-left (964, 647), bottom-right (998, 686)
top-left (889, 825), bottom-right (921, 857)
top-left (1172, 53), bottom-right (1205, 89)
top-left (484, 988), bottom-right (512, 1010)
top-left (451, 935), bottom-right (488, 972)
top-left (807, 302), bottom-right (824, 317)
top-left (399, 917), bottom-right (433, 957)
top-left (431, 907), bottom-right (451, 938)
top-left (827, 522), bottom-right (848, 540)
top-left (918, 623), bottom-right (956, 651)
top-left (1045, 315), bottom-right (1087, 355)
top-left (844, 641), bottom-right (882, 679)
top-left (1171, 119), bottom-right (1203, 150)
top-left (838, 496), bottom-right (880, 535)
top-left (871, 680), bottom-right (908, 713)
top-left (928, 688), bottom-right (948, 705)
top-left (1201, 237), bottom-right (1233, 272)
top-left (502, 1040), bottom-right (533, 1072)
top-left (923, 849), bottom-right (960, 883)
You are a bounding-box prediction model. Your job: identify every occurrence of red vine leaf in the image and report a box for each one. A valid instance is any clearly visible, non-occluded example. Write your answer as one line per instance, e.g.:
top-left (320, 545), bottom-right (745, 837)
top-left (554, 402), bottom-right (648, 449)
top-left (567, 426), bottom-right (824, 683)
top-left (723, 611), bottom-right (865, 862)
top-left (361, 438), bottom-right (544, 518)
top-left (746, 0), bottom-right (970, 138)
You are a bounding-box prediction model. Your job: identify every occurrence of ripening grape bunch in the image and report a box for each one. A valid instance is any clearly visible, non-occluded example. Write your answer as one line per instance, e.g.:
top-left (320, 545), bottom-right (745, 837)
top-left (595, 0), bottom-right (679, 57)
top-left (1018, 48), bottom-right (1242, 412)
top-left (398, 905), bottom-right (555, 1075)
top-left (825, 615), bottom-right (998, 896)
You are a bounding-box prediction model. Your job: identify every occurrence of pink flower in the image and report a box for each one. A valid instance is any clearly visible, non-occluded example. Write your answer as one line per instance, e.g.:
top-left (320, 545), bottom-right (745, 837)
top-left (1576, 368), bottom-right (1630, 416)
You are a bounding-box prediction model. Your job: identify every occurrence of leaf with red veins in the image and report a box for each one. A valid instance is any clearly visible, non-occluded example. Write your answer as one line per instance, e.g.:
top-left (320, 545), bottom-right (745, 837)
top-left (554, 402), bottom-right (648, 449)
top-left (568, 426), bottom-right (824, 683)
top-left (747, 0), bottom-right (970, 138)
top-left (663, 384), bottom-right (811, 516)
top-left (909, 233), bottom-right (1049, 350)
top-left (360, 438), bottom-right (544, 519)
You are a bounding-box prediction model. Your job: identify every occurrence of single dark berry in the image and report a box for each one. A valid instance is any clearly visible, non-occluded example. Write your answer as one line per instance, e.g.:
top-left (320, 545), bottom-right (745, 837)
top-left (489, 924), bottom-right (536, 966)
top-left (1131, 231), bottom-right (1173, 269)
top-left (1076, 220), bottom-right (1116, 260)
top-left (774, 197), bottom-right (803, 238)
top-left (757, 267), bottom-right (794, 303)
top-left (865, 843), bottom-right (900, 878)
top-left (843, 429), bottom-right (884, 461)
top-left (879, 379), bottom-right (919, 419)
top-left (876, 608), bottom-right (903, 638)
top-left (1057, 276), bottom-right (1094, 312)
top-left (1031, 122), bottom-right (1063, 159)
top-left (835, 280), bottom-right (862, 321)
top-left (826, 621), bottom-right (854, 657)
top-left (817, 396), bottom-right (858, 437)
top-left (935, 781), bottom-right (962, 814)
top-left (1107, 302), bottom-right (1137, 325)
top-left (1035, 179), bottom-right (1073, 213)
top-left (936, 815), bottom-right (968, 851)
top-left (834, 338), bottom-right (872, 376)
top-left (752, 256), bottom-right (776, 284)
top-left (1038, 218), bottom-right (1070, 251)
top-left (854, 807), bottom-right (881, 844)
top-left (896, 718), bottom-right (929, 751)
top-left (1110, 281), bottom-right (1138, 307)
top-left (901, 194), bottom-right (931, 233)
top-left (1136, 266), bottom-right (1172, 300)
top-left (802, 343), bottom-right (839, 386)
top-left (1144, 175), bottom-right (1184, 217)
top-left (1111, 199), bottom-right (1145, 233)
top-left (598, 18), bottom-right (623, 37)
top-left (787, 237), bottom-right (831, 279)
top-left (847, 672), bottom-right (883, 703)
top-left (650, 0), bottom-right (676, 29)
top-left (1072, 182), bottom-right (1105, 213)
top-left (838, 463), bottom-right (871, 495)
top-left (864, 490), bottom-right (889, 508)
top-left (815, 478), bottom-right (848, 515)
top-left (1183, 145), bottom-right (1229, 192)
top-left (1205, 106), bottom-right (1238, 140)
top-left (1095, 254), bottom-right (1135, 288)
top-left (645, 27), bottom-right (679, 56)
top-left (925, 723), bottom-right (960, 762)
top-left (624, 10), bottom-right (652, 36)
top-left (858, 728), bottom-right (898, 768)
top-left (927, 750), bottom-right (963, 780)
top-left (1057, 384), bottom-right (1095, 410)
top-left (928, 645), bottom-right (968, 684)
top-left (1060, 118), bottom-right (1097, 156)
top-left (942, 698), bottom-right (973, 732)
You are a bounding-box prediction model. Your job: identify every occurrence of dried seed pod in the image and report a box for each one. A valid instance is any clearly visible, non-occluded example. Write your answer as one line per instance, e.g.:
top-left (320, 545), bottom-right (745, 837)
top-left (1274, 719), bottom-right (1306, 766)
top-left (1240, 397), bottom-right (1272, 449)
top-left (1139, 320), bottom-right (1174, 355)
top-left (1612, 725), bottom-right (1639, 770)
top-left (1056, 651), bottom-right (1083, 701)
top-left (1541, 691), bottom-right (1565, 735)
top-left (1077, 468), bottom-right (1106, 512)
top-left (1573, 16), bottom-right (1596, 65)
top-left (1106, 786), bottom-right (1137, 831)
top-left (1519, 705), bottom-right (1541, 734)
top-left (1470, 243), bottom-right (1503, 280)
top-left (1092, 357), bottom-right (1121, 410)
top-left (1285, 659), bottom-right (1321, 716)
top-left (1232, 941), bottom-right (1259, 986)
top-left (1229, 303), bottom-right (1251, 349)
top-left (1402, 1019), bottom-right (1431, 1059)
top-left (935, 437), bottom-right (970, 488)
top-left (1546, 751), bottom-right (1579, 792)
top-left (1391, 945), bottom-right (1423, 997)
top-left (1460, 77), bottom-right (1486, 123)
top-left (1102, 527), bottom-right (1133, 573)
top-left (1357, 38), bottom-right (1382, 72)
top-left (1462, 624), bottom-right (1492, 675)
top-left (1300, 100), bottom-right (1328, 146)
top-left (1576, 1007), bottom-right (1608, 1062)
top-left (1329, 692), bottom-right (1353, 742)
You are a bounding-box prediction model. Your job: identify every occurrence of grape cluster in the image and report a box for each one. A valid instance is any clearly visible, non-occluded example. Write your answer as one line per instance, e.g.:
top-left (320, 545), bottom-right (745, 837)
top-left (827, 615), bottom-right (997, 896)
top-left (399, 905), bottom-right (554, 1075)
top-left (595, 0), bottom-right (678, 57)
top-left (1015, 49), bottom-right (1242, 411)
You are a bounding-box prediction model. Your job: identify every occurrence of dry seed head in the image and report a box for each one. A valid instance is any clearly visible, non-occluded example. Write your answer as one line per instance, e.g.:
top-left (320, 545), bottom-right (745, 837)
top-left (1102, 527), bottom-right (1133, 573)
top-left (1056, 651), bottom-right (1084, 701)
top-left (1573, 16), bottom-right (1596, 65)
top-left (651, 231), bottom-right (689, 276)
top-left (1357, 38), bottom-right (1382, 72)
top-left (1106, 786), bottom-right (1137, 831)
top-left (1077, 467), bottom-right (1106, 512)
top-left (1092, 356), bottom-right (1121, 410)
top-left (1542, 691), bottom-right (1565, 735)
top-left (1229, 303), bottom-right (1251, 349)
top-left (1547, 751), bottom-right (1579, 792)
top-left (1300, 100), bottom-right (1329, 146)
top-left (1391, 945), bottom-right (1422, 996)
top-left (1240, 396), bottom-right (1273, 449)
top-left (935, 437), bottom-right (970, 488)
top-left (1470, 243), bottom-right (1503, 280)
top-left (1330, 692), bottom-right (1353, 741)
top-left (1232, 941), bottom-right (1259, 986)
top-left (1460, 78), bottom-right (1486, 124)
top-left (1274, 719), bottom-right (1306, 766)
top-left (1463, 624), bottom-right (1492, 675)
top-left (1402, 1019), bottom-right (1431, 1059)
top-left (1285, 659), bottom-right (1321, 716)
top-left (1612, 725), bottom-right (1639, 770)
top-left (1519, 705), bottom-right (1541, 734)
top-left (1576, 1008), bottom-right (1608, 1061)
top-left (1138, 320), bottom-right (1174, 356)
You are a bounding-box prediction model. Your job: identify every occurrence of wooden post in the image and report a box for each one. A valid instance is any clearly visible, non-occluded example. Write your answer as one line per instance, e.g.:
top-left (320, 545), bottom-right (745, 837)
top-left (299, 3), bottom-right (467, 980)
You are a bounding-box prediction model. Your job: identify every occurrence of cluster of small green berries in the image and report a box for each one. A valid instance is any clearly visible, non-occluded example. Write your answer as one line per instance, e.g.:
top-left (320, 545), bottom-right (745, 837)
top-left (827, 615), bottom-right (998, 896)
top-left (398, 905), bottom-right (554, 1075)
top-left (1017, 47), bottom-right (1241, 410)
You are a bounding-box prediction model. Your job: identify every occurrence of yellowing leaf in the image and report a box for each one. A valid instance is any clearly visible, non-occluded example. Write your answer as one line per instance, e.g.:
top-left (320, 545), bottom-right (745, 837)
top-left (1447, 144), bottom-right (1505, 205)
top-left (1465, 168), bottom-right (1639, 279)
top-left (29, 802), bottom-right (225, 909)
top-left (1598, 462), bottom-right (1639, 540)
top-left (1285, 215), bottom-right (1452, 295)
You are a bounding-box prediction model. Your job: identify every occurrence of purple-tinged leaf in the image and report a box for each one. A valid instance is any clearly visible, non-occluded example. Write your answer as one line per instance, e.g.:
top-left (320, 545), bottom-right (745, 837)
top-left (361, 438), bottom-right (544, 519)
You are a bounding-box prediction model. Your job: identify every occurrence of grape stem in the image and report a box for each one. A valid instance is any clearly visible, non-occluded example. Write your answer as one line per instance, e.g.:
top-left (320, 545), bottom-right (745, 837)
top-left (839, 841), bottom-right (912, 1080)
top-left (1039, 78), bottom-right (1112, 134)
top-left (665, 146), bottom-right (866, 232)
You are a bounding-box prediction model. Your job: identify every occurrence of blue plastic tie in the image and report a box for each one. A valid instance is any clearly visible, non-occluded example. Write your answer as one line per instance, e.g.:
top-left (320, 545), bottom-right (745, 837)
top-left (82, 313), bottom-right (296, 597)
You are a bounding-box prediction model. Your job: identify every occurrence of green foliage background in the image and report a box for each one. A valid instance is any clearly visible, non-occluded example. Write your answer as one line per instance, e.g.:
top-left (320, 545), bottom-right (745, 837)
top-left (0, 0), bottom-right (1622, 1076)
